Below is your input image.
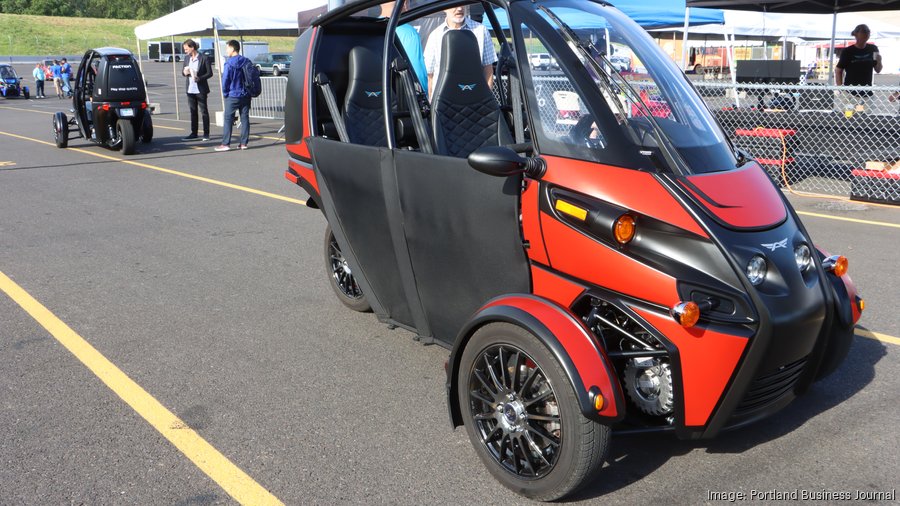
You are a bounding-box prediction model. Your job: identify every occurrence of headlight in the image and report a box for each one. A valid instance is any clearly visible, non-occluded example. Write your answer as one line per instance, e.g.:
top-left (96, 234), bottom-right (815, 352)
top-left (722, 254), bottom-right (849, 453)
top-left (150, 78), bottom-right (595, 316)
top-left (794, 244), bottom-right (812, 272)
top-left (747, 255), bottom-right (767, 285)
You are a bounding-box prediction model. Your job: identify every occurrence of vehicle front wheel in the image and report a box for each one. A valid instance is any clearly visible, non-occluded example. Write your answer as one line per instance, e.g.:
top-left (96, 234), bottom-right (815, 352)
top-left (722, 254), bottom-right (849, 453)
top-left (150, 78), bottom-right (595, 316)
top-left (117, 119), bottom-right (136, 155)
top-left (24, 89), bottom-right (30, 99)
top-left (324, 225), bottom-right (371, 312)
top-left (53, 112), bottom-right (68, 148)
top-left (459, 322), bottom-right (610, 501)
top-left (273, 66), bottom-right (281, 76)
top-left (140, 114), bottom-right (153, 143)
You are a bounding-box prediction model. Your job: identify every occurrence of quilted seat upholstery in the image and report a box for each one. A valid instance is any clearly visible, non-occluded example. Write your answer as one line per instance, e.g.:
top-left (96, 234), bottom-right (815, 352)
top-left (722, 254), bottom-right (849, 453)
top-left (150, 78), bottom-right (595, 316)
top-left (344, 46), bottom-right (388, 147)
top-left (431, 30), bottom-right (511, 158)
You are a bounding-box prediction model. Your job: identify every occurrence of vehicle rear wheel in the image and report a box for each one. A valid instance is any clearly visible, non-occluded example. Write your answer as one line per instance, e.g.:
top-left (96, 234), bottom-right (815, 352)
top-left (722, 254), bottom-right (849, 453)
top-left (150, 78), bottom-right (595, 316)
top-left (459, 323), bottom-right (610, 501)
top-left (117, 119), bottom-right (136, 155)
top-left (140, 114), bottom-right (153, 143)
top-left (324, 225), bottom-right (371, 312)
top-left (53, 112), bottom-right (68, 148)
top-left (24, 89), bottom-right (30, 99)
top-left (273, 66), bottom-right (282, 76)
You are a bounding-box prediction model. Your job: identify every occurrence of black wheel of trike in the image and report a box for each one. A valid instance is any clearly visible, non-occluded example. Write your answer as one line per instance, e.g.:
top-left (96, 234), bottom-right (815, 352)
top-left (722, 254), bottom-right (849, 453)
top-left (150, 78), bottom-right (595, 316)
top-left (53, 112), bottom-right (68, 148)
top-left (459, 323), bottom-right (609, 501)
top-left (140, 113), bottom-right (153, 143)
top-left (324, 225), bottom-right (371, 312)
top-left (118, 119), bottom-right (136, 155)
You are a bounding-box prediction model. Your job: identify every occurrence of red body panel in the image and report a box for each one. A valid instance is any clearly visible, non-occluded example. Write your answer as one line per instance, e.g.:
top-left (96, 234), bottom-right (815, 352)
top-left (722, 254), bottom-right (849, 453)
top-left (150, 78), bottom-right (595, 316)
top-left (285, 26), bottom-right (317, 163)
top-left (631, 307), bottom-right (748, 427)
top-left (521, 179), bottom-right (550, 265)
top-left (483, 295), bottom-right (621, 419)
top-left (289, 159), bottom-right (319, 195)
top-left (530, 265), bottom-right (585, 308)
top-left (842, 273), bottom-right (861, 324)
top-left (540, 213), bottom-right (679, 307)
top-left (540, 156), bottom-right (708, 238)
top-left (682, 163), bottom-right (786, 229)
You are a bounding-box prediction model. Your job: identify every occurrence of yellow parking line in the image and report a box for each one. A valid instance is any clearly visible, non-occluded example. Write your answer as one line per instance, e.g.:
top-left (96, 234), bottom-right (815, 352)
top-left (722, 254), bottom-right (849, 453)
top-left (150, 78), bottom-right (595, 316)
top-left (856, 328), bottom-right (900, 346)
top-left (0, 105), bottom-right (184, 131)
top-left (0, 130), bottom-right (306, 206)
top-left (798, 211), bottom-right (900, 230)
top-left (0, 270), bottom-right (284, 506)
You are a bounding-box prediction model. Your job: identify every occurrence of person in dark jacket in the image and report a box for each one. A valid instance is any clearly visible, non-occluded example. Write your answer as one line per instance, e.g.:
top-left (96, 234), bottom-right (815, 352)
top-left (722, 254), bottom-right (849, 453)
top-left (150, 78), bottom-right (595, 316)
top-left (216, 40), bottom-right (251, 151)
top-left (181, 38), bottom-right (214, 141)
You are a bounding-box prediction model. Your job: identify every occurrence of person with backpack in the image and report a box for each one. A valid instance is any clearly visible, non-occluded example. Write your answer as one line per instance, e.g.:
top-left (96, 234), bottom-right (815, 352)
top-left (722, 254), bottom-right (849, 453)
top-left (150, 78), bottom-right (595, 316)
top-left (216, 40), bottom-right (256, 151)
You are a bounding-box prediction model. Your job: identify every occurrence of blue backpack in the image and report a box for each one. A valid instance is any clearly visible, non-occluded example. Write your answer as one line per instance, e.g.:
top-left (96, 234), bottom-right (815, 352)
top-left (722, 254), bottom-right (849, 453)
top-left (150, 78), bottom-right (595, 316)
top-left (241, 59), bottom-right (262, 98)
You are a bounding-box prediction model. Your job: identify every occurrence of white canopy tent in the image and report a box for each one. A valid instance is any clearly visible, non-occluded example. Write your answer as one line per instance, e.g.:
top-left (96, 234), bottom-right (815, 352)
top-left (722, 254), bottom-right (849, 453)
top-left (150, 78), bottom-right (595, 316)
top-left (134, 0), bottom-right (319, 116)
top-left (661, 10), bottom-right (900, 40)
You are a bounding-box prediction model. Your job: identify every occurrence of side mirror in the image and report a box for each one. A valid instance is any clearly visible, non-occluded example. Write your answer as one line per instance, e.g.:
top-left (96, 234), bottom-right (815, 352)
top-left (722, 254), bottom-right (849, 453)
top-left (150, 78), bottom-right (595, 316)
top-left (468, 146), bottom-right (546, 179)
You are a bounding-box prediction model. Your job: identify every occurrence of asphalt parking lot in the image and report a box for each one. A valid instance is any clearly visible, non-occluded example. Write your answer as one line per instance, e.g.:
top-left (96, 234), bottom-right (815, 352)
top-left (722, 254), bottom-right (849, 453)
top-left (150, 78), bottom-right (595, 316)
top-left (2, 61), bottom-right (899, 504)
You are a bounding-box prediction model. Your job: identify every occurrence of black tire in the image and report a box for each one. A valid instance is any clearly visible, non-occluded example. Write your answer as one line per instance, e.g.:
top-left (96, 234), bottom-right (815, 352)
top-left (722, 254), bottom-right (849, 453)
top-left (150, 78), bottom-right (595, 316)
top-left (324, 225), bottom-right (371, 312)
top-left (458, 323), bottom-right (610, 501)
top-left (273, 66), bottom-right (281, 76)
top-left (24, 89), bottom-right (30, 99)
top-left (140, 114), bottom-right (153, 143)
top-left (118, 119), bottom-right (136, 155)
top-left (53, 112), bottom-right (68, 148)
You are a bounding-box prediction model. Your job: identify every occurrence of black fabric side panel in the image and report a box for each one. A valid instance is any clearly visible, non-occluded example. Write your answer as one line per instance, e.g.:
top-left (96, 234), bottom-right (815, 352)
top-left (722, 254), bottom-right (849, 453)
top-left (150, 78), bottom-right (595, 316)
top-left (381, 152), bottom-right (432, 338)
top-left (394, 151), bottom-right (530, 344)
top-left (308, 138), bottom-right (413, 327)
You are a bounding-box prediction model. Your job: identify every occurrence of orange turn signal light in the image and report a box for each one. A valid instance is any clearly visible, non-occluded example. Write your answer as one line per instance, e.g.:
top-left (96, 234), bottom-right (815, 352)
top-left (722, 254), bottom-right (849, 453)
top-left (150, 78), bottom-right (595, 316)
top-left (833, 255), bottom-right (848, 277)
top-left (614, 214), bottom-right (636, 245)
top-left (857, 297), bottom-right (865, 312)
top-left (593, 393), bottom-right (605, 411)
top-left (671, 301), bottom-right (700, 328)
top-left (823, 254), bottom-right (848, 277)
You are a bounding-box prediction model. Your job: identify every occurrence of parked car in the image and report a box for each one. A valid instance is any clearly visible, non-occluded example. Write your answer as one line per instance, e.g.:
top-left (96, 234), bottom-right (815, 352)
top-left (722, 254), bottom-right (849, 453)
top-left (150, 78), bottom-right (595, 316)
top-left (199, 48), bottom-right (216, 64)
top-left (529, 52), bottom-right (552, 70)
top-left (52, 48), bottom-right (152, 155)
top-left (281, 0), bottom-right (863, 501)
top-left (253, 52), bottom-right (292, 76)
top-left (0, 64), bottom-right (29, 99)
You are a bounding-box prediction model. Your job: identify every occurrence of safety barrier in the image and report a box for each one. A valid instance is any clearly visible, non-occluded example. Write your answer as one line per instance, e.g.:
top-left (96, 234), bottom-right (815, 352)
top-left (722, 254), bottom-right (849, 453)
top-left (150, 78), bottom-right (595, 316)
top-left (250, 76), bottom-right (288, 121)
top-left (520, 74), bottom-right (900, 204)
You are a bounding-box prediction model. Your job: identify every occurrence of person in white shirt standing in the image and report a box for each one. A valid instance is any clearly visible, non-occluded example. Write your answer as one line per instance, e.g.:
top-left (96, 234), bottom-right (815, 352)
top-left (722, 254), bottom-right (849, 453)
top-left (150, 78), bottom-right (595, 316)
top-left (423, 5), bottom-right (497, 98)
top-left (181, 38), bottom-right (213, 141)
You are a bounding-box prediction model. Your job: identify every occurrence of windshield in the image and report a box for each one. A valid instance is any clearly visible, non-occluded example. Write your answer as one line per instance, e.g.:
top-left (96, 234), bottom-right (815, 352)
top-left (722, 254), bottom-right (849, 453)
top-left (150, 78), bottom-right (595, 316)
top-left (0, 66), bottom-right (16, 80)
top-left (273, 54), bottom-right (291, 62)
top-left (522, 1), bottom-right (736, 174)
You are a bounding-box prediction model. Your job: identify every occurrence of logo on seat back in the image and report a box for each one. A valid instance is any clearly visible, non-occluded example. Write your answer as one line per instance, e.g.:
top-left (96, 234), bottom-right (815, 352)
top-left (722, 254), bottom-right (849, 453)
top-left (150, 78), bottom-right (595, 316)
top-left (458, 83), bottom-right (477, 91)
top-left (365, 90), bottom-right (382, 98)
top-left (761, 238), bottom-right (788, 251)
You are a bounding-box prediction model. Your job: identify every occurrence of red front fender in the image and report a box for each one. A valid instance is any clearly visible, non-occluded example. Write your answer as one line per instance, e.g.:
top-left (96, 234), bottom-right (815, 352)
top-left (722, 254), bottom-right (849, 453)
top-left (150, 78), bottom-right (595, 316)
top-left (446, 294), bottom-right (624, 427)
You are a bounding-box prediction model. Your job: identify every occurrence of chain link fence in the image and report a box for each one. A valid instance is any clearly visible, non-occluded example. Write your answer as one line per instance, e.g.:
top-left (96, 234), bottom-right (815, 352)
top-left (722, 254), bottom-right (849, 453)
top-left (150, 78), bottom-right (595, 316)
top-left (510, 73), bottom-right (900, 205)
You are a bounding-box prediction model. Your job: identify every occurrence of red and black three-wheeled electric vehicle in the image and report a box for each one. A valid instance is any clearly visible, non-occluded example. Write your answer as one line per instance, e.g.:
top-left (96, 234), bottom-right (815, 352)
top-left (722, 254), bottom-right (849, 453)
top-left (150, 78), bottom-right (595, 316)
top-left (53, 48), bottom-right (152, 155)
top-left (282, 0), bottom-right (863, 499)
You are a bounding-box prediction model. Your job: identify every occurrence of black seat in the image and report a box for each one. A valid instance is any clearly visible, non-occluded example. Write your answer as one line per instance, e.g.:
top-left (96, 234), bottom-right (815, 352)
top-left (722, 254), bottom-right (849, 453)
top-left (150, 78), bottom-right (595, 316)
top-left (431, 30), bottom-right (512, 158)
top-left (343, 45), bottom-right (388, 147)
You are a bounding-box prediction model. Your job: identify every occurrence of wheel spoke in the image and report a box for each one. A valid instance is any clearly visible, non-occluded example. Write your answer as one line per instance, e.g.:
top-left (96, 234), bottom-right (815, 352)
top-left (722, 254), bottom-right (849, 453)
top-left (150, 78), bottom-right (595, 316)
top-left (473, 369), bottom-right (498, 397)
top-left (518, 367), bottom-right (540, 397)
top-left (510, 437), bottom-right (522, 474)
top-left (524, 387), bottom-right (554, 408)
top-left (516, 434), bottom-right (538, 475)
top-left (484, 354), bottom-right (504, 394)
top-left (525, 413), bottom-right (559, 423)
top-left (526, 421), bottom-right (560, 448)
top-left (470, 389), bottom-right (494, 406)
top-left (511, 351), bottom-right (523, 392)
top-left (499, 347), bottom-right (510, 389)
top-left (485, 424), bottom-right (503, 443)
top-left (523, 431), bottom-right (552, 467)
top-left (473, 412), bottom-right (494, 421)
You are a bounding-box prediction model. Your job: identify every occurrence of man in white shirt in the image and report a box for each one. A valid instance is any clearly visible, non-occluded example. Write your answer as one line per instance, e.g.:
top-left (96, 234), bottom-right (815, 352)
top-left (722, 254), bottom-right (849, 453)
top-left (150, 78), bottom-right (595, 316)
top-left (423, 5), bottom-right (497, 98)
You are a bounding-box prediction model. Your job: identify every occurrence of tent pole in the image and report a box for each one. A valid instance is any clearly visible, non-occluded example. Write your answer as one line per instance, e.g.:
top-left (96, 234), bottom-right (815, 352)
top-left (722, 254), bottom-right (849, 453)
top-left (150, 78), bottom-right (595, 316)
top-left (681, 7), bottom-right (690, 70)
top-left (171, 35), bottom-right (180, 120)
top-left (136, 37), bottom-right (143, 74)
top-left (729, 31), bottom-right (740, 108)
top-left (214, 25), bottom-right (225, 114)
top-left (828, 10), bottom-right (837, 85)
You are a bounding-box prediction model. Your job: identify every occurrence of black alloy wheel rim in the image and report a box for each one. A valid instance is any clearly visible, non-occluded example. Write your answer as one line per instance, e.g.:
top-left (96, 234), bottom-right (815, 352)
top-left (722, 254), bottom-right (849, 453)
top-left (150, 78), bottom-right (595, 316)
top-left (468, 344), bottom-right (561, 478)
top-left (328, 236), bottom-right (363, 300)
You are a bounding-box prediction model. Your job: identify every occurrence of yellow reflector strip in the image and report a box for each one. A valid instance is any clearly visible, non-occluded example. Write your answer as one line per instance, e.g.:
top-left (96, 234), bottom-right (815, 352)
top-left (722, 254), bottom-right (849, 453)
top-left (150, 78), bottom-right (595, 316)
top-left (555, 200), bottom-right (588, 221)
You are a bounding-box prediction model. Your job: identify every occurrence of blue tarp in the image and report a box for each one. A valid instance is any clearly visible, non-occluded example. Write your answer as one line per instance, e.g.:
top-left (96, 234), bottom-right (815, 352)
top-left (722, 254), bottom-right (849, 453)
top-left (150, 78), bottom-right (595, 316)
top-left (493, 1), bottom-right (724, 30)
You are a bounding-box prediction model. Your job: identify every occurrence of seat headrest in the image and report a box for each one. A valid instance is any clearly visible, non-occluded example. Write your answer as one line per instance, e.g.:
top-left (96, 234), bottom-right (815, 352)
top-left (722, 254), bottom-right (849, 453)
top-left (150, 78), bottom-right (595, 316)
top-left (434, 30), bottom-right (489, 105)
top-left (346, 45), bottom-right (383, 110)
